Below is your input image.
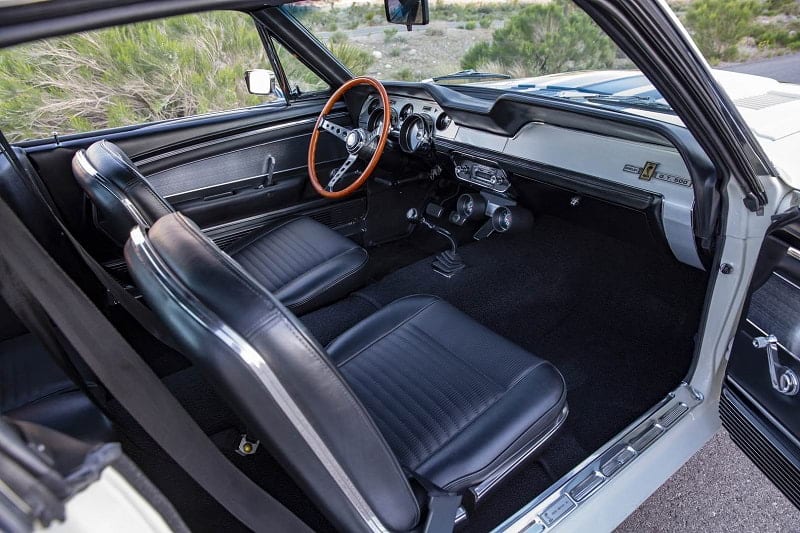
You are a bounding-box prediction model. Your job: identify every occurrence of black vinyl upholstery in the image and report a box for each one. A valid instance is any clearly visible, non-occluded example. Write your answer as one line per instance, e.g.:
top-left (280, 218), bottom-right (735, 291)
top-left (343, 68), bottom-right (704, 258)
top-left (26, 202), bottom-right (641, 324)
top-left (227, 217), bottom-right (368, 315)
top-left (327, 295), bottom-right (567, 492)
top-left (71, 140), bottom-right (367, 314)
top-left (124, 212), bottom-right (567, 531)
top-left (0, 334), bottom-right (113, 444)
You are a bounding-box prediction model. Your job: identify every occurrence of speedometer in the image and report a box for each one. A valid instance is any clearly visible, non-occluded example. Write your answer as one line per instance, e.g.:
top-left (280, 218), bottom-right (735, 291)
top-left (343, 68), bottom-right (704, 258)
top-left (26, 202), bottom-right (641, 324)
top-left (398, 113), bottom-right (433, 154)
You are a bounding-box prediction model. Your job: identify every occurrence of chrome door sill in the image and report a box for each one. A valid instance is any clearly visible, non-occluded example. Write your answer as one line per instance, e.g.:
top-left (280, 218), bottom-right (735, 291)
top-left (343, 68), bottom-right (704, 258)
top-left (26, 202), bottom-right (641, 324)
top-left (494, 382), bottom-right (703, 533)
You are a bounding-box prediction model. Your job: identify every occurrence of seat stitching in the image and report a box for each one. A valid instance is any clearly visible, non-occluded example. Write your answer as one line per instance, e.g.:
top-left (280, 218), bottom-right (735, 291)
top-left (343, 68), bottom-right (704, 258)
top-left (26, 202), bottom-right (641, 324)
top-left (272, 313), bottom-right (421, 522)
top-left (405, 323), bottom-right (509, 390)
top-left (335, 298), bottom-right (440, 367)
top-left (344, 365), bottom-right (430, 464)
top-left (417, 364), bottom-right (562, 485)
top-left (354, 335), bottom-right (466, 448)
top-left (284, 248), bottom-right (368, 309)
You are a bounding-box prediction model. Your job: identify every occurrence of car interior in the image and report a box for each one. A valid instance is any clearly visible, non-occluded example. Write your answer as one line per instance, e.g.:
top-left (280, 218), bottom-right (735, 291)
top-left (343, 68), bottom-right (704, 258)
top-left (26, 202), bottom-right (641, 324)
top-left (0, 5), bottom-right (716, 532)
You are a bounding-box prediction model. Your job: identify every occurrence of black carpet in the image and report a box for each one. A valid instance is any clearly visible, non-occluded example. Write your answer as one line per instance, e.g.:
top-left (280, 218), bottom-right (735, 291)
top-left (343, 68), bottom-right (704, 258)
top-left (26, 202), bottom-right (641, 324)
top-left (110, 214), bottom-right (706, 532)
top-left (303, 214), bottom-right (708, 531)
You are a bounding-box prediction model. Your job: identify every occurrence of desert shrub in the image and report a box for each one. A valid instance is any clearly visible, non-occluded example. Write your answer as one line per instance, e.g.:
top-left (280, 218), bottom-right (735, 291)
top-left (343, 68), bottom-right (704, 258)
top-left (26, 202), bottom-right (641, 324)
top-left (329, 31), bottom-right (349, 44)
top-left (461, 0), bottom-right (616, 76)
top-left (426, 27), bottom-right (446, 36)
top-left (685, 0), bottom-right (758, 62)
top-left (392, 68), bottom-right (415, 81)
top-left (328, 42), bottom-right (374, 75)
top-left (479, 17), bottom-right (493, 29)
top-left (464, 21), bottom-right (477, 30)
top-left (384, 28), bottom-right (399, 43)
top-left (0, 11), bottom-right (270, 141)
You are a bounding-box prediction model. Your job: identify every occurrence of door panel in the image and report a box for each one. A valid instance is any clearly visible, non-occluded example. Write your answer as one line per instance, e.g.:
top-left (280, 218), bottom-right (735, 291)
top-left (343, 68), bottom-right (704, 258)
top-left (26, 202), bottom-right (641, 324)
top-left (23, 101), bottom-right (363, 265)
top-left (723, 219), bottom-right (800, 508)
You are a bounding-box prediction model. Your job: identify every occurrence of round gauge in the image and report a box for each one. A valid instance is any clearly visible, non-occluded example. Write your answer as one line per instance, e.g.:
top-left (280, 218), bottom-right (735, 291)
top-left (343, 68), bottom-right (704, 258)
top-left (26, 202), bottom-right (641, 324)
top-left (399, 103), bottom-right (414, 122)
top-left (398, 113), bottom-right (433, 154)
top-left (367, 98), bottom-right (380, 114)
top-left (436, 113), bottom-right (452, 131)
top-left (367, 107), bottom-right (398, 132)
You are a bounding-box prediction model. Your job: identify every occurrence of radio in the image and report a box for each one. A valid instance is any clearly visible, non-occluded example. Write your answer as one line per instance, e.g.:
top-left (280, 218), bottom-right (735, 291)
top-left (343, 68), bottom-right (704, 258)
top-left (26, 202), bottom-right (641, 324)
top-left (451, 154), bottom-right (510, 193)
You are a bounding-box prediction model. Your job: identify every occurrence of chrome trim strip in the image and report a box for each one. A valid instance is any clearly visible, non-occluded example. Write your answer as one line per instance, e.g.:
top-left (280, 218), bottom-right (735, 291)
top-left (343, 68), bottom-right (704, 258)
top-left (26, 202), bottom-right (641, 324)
top-left (74, 150), bottom-right (152, 229)
top-left (471, 405), bottom-right (570, 502)
top-left (136, 113), bottom-right (348, 167)
top-left (128, 225), bottom-right (387, 533)
top-left (788, 247), bottom-right (800, 263)
top-left (727, 376), bottom-right (800, 449)
top-left (494, 382), bottom-right (702, 532)
top-left (774, 271), bottom-right (800, 292)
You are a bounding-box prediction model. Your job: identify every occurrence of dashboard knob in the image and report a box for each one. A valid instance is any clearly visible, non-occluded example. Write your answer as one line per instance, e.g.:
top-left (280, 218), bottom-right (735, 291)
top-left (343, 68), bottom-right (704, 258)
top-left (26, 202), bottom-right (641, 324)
top-left (457, 193), bottom-right (487, 221)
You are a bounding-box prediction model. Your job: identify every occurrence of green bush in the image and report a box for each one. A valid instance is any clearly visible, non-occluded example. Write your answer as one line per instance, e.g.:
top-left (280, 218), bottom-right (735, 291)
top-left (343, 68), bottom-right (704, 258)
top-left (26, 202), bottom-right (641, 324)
top-left (685, 0), bottom-right (759, 62)
top-left (464, 21), bottom-right (477, 31)
top-left (329, 31), bottom-right (349, 44)
top-left (328, 42), bottom-right (374, 76)
top-left (0, 11), bottom-right (270, 141)
top-left (479, 17), bottom-right (493, 29)
top-left (392, 68), bottom-right (415, 81)
top-left (461, 0), bottom-right (616, 76)
top-left (384, 28), bottom-right (399, 43)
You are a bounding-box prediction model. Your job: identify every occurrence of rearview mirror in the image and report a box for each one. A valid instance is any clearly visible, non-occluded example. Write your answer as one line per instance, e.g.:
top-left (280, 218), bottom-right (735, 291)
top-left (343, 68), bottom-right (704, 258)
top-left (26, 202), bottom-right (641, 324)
top-left (384, 0), bottom-right (429, 30)
top-left (245, 69), bottom-right (275, 95)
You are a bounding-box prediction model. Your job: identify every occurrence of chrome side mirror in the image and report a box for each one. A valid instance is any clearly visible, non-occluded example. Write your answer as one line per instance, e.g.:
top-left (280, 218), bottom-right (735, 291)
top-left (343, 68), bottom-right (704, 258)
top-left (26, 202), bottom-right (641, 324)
top-left (245, 69), bottom-right (276, 95)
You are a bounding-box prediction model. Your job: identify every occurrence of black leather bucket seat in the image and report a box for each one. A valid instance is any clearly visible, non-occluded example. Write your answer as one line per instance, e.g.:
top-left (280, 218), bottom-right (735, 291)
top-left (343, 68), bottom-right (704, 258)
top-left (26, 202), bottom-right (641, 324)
top-left (124, 212), bottom-right (567, 532)
top-left (72, 140), bottom-right (367, 314)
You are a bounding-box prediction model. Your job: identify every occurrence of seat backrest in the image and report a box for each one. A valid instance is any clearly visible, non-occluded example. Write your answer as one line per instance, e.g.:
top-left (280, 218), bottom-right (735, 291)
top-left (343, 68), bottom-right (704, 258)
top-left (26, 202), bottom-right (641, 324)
top-left (123, 213), bottom-right (420, 533)
top-left (72, 140), bottom-right (173, 245)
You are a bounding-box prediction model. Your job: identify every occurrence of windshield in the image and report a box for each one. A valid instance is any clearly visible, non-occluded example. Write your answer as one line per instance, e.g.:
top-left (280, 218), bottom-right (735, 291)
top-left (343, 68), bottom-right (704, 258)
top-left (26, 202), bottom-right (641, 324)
top-left (285, 0), bottom-right (669, 111)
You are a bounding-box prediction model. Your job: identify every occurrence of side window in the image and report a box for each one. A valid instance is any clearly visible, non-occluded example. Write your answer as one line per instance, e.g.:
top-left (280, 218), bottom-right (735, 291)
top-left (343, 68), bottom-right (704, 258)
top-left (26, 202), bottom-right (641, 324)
top-left (270, 38), bottom-right (329, 96)
top-left (0, 11), bottom-right (278, 142)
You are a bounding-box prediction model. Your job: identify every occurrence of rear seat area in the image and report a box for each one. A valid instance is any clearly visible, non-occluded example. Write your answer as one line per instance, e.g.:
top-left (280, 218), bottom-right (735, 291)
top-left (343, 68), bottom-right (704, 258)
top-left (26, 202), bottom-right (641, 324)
top-left (0, 300), bottom-right (113, 443)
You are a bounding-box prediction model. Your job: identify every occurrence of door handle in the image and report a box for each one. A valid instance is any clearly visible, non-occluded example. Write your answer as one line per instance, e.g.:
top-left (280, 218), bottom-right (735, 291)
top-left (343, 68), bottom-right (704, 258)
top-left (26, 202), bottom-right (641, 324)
top-left (753, 335), bottom-right (800, 396)
top-left (257, 155), bottom-right (276, 189)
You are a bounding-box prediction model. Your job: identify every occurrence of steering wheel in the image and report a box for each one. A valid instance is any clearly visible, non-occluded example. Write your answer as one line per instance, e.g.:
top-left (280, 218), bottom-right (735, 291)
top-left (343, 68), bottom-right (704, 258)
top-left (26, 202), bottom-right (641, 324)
top-left (308, 77), bottom-right (391, 199)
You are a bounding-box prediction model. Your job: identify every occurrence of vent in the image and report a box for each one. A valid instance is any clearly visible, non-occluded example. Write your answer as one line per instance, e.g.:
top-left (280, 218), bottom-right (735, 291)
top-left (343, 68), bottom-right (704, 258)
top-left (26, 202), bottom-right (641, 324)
top-left (735, 92), bottom-right (800, 110)
top-left (720, 386), bottom-right (800, 507)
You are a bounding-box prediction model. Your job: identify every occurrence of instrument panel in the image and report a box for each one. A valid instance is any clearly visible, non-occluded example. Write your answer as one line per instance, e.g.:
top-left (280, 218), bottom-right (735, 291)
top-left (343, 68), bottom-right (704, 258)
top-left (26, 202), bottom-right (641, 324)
top-left (358, 90), bottom-right (703, 270)
top-left (358, 95), bottom-right (455, 155)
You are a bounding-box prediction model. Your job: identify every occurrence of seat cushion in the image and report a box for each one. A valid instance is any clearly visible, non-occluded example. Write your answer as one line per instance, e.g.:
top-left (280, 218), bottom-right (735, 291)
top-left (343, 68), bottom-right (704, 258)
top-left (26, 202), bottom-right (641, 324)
top-left (327, 295), bottom-right (567, 493)
top-left (229, 217), bottom-right (368, 315)
top-left (1, 334), bottom-right (114, 443)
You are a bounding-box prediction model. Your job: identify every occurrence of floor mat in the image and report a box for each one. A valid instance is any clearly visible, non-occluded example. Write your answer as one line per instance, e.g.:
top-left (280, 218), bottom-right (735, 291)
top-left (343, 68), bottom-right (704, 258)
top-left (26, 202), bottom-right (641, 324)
top-left (304, 214), bottom-right (708, 530)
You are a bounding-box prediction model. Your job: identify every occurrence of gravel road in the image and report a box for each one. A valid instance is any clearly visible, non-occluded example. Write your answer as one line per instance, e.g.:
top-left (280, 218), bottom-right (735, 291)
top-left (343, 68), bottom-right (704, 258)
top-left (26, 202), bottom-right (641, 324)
top-left (616, 430), bottom-right (800, 532)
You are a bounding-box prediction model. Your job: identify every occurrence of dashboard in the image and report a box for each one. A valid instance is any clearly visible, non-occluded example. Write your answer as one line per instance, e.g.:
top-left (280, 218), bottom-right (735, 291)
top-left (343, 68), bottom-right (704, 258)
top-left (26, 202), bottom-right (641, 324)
top-left (357, 86), bottom-right (712, 270)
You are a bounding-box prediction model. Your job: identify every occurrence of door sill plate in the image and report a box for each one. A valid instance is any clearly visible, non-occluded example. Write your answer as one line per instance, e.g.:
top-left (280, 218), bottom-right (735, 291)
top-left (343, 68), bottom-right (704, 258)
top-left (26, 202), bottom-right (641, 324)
top-left (495, 382), bottom-right (703, 532)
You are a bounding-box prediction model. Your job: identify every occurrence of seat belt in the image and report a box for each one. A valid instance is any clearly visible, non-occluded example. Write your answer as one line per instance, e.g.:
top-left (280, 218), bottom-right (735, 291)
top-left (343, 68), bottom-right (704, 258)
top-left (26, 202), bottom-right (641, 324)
top-left (0, 133), bottom-right (182, 354)
top-left (0, 186), bottom-right (313, 533)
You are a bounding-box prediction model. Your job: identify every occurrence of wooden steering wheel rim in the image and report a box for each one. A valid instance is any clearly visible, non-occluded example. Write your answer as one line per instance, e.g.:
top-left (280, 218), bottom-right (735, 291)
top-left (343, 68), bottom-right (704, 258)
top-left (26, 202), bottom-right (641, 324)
top-left (308, 77), bottom-right (391, 199)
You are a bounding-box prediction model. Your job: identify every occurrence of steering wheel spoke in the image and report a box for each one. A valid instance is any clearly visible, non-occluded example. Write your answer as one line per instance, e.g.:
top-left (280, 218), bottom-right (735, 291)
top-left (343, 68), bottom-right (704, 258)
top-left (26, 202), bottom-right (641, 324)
top-left (319, 119), bottom-right (351, 143)
top-left (326, 154), bottom-right (358, 192)
top-left (308, 77), bottom-right (391, 199)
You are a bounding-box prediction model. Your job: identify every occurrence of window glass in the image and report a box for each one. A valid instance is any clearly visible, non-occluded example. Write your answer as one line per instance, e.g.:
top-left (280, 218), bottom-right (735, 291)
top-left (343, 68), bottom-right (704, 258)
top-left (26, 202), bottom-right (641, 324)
top-left (284, 0), bottom-right (632, 83)
top-left (0, 11), bottom-right (277, 142)
top-left (271, 38), bottom-right (329, 96)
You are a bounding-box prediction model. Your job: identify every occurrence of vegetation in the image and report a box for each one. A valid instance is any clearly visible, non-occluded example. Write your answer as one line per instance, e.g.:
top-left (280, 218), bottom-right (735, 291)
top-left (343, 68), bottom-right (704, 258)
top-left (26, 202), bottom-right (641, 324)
top-left (2, 0), bottom-right (800, 141)
top-left (685, 0), bottom-right (759, 61)
top-left (461, 1), bottom-right (616, 76)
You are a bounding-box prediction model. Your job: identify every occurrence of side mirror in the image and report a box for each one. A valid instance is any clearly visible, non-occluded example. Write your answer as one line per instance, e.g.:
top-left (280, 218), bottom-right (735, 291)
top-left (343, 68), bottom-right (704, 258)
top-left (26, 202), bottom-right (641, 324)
top-left (384, 0), bottom-right (429, 30)
top-left (245, 69), bottom-right (276, 95)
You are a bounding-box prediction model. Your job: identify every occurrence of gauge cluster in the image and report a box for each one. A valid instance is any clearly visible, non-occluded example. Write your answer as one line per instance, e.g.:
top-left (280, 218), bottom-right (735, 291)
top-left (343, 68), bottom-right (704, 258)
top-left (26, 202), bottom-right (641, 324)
top-left (359, 95), bottom-right (454, 155)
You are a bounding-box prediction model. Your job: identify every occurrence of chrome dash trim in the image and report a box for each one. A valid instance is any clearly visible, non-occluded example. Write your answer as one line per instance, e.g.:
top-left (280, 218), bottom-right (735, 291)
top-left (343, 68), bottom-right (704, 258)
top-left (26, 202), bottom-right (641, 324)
top-left (788, 247), bottom-right (800, 263)
top-left (494, 382), bottom-right (703, 532)
top-left (128, 224), bottom-right (388, 533)
top-left (135, 112), bottom-right (348, 167)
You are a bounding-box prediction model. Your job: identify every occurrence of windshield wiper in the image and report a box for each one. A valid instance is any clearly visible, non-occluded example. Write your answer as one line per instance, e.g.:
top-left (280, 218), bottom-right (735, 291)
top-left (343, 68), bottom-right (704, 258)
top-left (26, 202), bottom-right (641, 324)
top-left (432, 69), bottom-right (512, 82)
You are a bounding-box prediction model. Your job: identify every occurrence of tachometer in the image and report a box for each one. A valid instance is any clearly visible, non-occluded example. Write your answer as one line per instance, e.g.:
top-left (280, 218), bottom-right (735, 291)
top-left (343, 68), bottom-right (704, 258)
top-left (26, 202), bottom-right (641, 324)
top-left (399, 103), bottom-right (414, 122)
